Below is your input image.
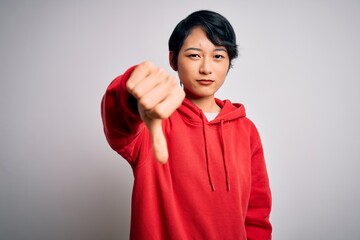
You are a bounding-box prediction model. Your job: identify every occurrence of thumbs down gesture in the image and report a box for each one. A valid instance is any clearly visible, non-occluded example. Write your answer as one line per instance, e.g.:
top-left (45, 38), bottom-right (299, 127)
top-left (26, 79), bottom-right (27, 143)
top-left (126, 61), bottom-right (185, 164)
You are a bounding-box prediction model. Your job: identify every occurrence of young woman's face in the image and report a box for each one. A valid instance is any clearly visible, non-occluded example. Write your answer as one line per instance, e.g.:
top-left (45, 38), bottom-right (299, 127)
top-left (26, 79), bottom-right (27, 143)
top-left (176, 27), bottom-right (230, 101)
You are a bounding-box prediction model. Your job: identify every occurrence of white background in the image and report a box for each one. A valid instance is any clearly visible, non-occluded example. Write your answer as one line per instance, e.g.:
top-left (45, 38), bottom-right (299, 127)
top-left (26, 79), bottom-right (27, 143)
top-left (1, 0), bottom-right (359, 239)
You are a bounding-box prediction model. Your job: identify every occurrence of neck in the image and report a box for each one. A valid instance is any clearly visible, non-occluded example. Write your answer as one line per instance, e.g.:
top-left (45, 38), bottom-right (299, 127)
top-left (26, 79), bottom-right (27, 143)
top-left (187, 96), bottom-right (220, 112)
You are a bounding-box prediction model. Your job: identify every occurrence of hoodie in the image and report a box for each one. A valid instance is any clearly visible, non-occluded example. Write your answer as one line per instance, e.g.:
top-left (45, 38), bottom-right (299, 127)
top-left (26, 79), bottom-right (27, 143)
top-left (101, 66), bottom-right (272, 240)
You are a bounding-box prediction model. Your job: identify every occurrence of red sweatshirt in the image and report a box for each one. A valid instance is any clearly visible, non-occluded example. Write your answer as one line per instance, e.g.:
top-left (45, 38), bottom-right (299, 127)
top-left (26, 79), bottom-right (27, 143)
top-left (101, 66), bottom-right (272, 240)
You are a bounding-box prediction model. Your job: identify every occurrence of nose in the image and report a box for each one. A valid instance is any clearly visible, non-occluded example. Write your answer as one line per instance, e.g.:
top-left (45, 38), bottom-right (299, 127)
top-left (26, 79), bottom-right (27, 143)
top-left (199, 58), bottom-right (212, 75)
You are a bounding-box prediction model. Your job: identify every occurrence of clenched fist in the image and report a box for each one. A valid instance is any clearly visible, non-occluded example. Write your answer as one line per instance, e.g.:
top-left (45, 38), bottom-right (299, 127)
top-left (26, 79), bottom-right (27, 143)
top-left (126, 61), bottom-right (185, 164)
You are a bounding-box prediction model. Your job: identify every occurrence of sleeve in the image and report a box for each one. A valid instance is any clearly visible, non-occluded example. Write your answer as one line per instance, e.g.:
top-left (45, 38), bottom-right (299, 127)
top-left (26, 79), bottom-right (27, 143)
top-left (100, 65), bottom-right (146, 166)
top-left (245, 124), bottom-right (272, 240)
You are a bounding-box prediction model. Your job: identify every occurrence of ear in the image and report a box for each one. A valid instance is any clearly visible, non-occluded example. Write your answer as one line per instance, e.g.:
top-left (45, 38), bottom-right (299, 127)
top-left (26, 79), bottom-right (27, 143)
top-left (169, 51), bottom-right (177, 71)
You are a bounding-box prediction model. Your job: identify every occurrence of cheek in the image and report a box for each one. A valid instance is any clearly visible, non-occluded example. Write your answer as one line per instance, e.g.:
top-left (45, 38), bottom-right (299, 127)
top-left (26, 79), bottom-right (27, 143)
top-left (178, 65), bottom-right (195, 80)
top-left (215, 71), bottom-right (228, 88)
top-left (217, 66), bottom-right (229, 79)
top-left (177, 69), bottom-right (188, 84)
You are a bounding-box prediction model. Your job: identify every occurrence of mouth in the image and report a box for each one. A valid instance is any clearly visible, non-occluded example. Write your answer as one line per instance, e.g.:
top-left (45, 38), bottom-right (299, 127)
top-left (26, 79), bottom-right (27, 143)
top-left (196, 79), bottom-right (215, 85)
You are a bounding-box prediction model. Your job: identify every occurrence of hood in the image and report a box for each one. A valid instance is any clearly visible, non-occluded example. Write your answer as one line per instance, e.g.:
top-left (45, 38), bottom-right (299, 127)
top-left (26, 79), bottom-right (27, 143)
top-left (177, 98), bottom-right (246, 192)
top-left (178, 98), bottom-right (246, 123)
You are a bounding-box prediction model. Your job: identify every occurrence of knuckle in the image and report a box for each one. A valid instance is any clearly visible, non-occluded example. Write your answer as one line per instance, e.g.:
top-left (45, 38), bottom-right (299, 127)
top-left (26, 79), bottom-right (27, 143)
top-left (130, 88), bottom-right (142, 99)
top-left (126, 81), bottom-right (134, 92)
top-left (138, 98), bottom-right (152, 110)
top-left (157, 67), bottom-right (165, 74)
top-left (163, 76), bottom-right (177, 90)
top-left (136, 61), bottom-right (155, 76)
top-left (166, 74), bottom-right (176, 82)
top-left (141, 60), bottom-right (153, 69)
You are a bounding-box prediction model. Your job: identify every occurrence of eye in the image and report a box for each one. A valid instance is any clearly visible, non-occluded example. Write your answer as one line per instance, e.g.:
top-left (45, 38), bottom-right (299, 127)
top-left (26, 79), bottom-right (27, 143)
top-left (214, 54), bottom-right (225, 59)
top-left (188, 54), bottom-right (200, 59)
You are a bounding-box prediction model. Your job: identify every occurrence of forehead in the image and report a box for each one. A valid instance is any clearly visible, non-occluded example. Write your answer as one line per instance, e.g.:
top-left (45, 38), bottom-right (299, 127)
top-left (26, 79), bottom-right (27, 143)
top-left (181, 27), bottom-right (219, 49)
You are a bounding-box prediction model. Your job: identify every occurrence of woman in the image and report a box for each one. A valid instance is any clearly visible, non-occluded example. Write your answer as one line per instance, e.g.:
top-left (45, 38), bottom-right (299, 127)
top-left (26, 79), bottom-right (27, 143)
top-left (101, 10), bottom-right (272, 240)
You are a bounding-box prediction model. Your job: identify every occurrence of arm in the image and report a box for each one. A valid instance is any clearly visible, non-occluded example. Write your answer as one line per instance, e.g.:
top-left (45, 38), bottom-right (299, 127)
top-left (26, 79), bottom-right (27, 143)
top-left (101, 62), bottom-right (185, 165)
top-left (101, 65), bottom-right (144, 165)
top-left (245, 125), bottom-right (272, 240)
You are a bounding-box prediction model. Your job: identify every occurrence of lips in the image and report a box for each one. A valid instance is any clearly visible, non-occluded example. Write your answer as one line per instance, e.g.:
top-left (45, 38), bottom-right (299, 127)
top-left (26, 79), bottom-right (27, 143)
top-left (197, 79), bottom-right (214, 85)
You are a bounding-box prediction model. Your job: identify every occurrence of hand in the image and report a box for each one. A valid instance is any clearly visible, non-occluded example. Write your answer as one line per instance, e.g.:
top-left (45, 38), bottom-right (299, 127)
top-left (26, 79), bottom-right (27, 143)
top-left (126, 61), bottom-right (185, 164)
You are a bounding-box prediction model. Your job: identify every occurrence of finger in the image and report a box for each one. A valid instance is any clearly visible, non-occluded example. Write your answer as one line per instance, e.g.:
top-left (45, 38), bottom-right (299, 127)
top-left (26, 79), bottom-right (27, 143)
top-left (147, 87), bottom-right (185, 119)
top-left (126, 61), bottom-right (154, 85)
top-left (138, 75), bottom-right (177, 111)
top-left (147, 119), bottom-right (168, 164)
top-left (131, 68), bottom-right (168, 99)
top-left (126, 63), bottom-right (151, 92)
top-left (126, 62), bottom-right (163, 98)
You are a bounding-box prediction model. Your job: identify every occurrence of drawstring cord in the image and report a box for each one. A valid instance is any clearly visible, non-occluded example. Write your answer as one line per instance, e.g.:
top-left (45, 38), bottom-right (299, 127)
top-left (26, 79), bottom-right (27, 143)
top-left (220, 120), bottom-right (231, 191)
top-left (201, 115), bottom-right (231, 192)
top-left (201, 114), bottom-right (216, 191)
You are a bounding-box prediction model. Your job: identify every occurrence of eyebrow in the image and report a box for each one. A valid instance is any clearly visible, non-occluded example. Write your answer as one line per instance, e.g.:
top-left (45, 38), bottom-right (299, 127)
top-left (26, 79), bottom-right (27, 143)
top-left (184, 47), bottom-right (227, 52)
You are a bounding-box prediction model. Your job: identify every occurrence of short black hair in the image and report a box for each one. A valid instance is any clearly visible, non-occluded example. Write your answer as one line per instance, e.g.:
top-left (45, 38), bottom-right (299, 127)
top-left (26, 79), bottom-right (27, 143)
top-left (168, 10), bottom-right (238, 69)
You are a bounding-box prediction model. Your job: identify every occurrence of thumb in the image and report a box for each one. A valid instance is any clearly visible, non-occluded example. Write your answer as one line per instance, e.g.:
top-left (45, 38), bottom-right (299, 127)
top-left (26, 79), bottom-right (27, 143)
top-left (147, 119), bottom-right (169, 164)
